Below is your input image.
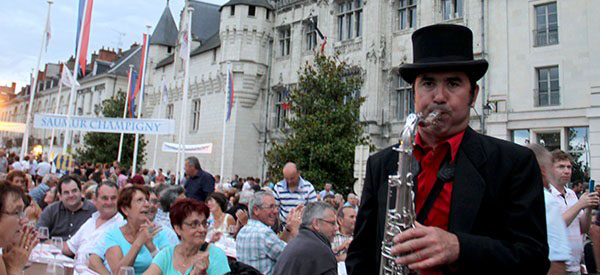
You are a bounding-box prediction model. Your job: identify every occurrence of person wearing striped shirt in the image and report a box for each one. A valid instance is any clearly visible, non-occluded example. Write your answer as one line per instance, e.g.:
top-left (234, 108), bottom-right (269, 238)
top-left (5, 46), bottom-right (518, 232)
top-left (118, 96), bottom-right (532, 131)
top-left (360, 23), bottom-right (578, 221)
top-left (273, 162), bottom-right (317, 224)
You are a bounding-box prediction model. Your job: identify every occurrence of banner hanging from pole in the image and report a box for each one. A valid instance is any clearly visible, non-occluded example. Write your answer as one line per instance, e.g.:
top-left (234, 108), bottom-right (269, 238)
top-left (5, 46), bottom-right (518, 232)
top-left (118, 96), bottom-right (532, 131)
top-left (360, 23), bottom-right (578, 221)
top-left (162, 142), bottom-right (212, 154)
top-left (34, 114), bottom-right (175, 135)
top-left (0, 121), bottom-right (26, 133)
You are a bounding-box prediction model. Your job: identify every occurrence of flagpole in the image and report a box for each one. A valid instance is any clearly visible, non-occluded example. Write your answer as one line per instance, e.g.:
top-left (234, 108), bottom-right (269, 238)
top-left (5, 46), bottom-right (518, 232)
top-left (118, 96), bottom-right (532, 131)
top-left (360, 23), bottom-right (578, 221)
top-left (48, 64), bottom-right (64, 160)
top-left (132, 26), bottom-right (151, 175)
top-left (219, 63), bottom-right (231, 181)
top-left (151, 77), bottom-right (165, 171)
top-left (21, 0), bottom-right (53, 160)
top-left (176, 6), bottom-right (193, 185)
top-left (63, 0), bottom-right (90, 154)
top-left (118, 64), bottom-right (134, 163)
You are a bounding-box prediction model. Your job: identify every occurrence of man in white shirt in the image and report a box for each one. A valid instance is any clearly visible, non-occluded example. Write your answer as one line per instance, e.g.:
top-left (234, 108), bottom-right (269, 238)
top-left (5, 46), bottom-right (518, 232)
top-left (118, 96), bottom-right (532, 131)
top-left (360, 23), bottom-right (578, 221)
top-left (10, 156), bottom-right (23, 171)
top-left (62, 180), bottom-right (123, 261)
top-left (551, 149), bottom-right (599, 274)
top-left (36, 156), bottom-right (52, 179)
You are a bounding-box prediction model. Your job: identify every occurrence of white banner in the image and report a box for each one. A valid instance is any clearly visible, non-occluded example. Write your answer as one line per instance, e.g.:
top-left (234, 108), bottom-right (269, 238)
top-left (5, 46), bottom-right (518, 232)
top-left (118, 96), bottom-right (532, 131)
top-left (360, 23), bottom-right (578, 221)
top-left (34, 114), bottom-right (175, 135)
top-left (162, 142), bottom-right (212, 154)
top-left (0, 121), bottom-right (26, 133)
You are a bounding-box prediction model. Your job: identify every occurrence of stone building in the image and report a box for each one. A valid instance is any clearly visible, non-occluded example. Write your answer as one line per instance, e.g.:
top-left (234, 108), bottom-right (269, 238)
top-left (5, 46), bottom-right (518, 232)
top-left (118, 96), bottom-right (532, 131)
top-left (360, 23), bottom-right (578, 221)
top-left (1, 45), bottom-right (142, 156)
top-left (2, 0), bottom-right (597, 182)
top-left (141, 0), bottom-right (599, 181)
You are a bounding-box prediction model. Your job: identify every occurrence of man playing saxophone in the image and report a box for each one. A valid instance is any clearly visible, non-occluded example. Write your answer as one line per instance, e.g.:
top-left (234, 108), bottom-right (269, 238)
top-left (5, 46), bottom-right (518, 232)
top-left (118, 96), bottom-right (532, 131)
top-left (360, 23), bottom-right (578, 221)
top-left (346, 24), bottom-right (549, 274)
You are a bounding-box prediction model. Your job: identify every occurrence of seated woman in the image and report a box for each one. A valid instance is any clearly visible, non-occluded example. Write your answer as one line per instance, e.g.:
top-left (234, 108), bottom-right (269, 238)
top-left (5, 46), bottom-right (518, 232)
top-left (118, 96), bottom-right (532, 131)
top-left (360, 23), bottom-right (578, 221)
top-left (105, 185), bottom-right (171, 275)
top-left (144, 199), bottom-right (230, 275)
top-left (0, 183), bottom-right (38, 275)
top-left (205, 192), bottom-right (235, 242)
top-left (6, 171), bottom-right (41, 222)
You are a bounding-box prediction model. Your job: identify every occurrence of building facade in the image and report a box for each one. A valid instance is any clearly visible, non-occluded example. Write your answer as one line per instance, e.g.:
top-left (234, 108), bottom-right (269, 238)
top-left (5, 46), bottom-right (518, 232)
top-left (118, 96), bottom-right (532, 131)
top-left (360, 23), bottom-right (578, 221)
top-left (2, 0), bottom-right (597, 182)
top-left (1, 45), bottom-right (142, 157)
top-left (141, 0), bottom-right (599, 181)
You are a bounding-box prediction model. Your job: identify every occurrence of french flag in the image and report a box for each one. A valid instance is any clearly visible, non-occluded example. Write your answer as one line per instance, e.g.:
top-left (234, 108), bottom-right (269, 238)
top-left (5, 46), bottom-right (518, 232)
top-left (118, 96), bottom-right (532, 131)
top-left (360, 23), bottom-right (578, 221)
top-left (129, 34), bottom-right (151, 118)
top-left (226, 67), bottom-right (234, 122)
top-left (75, 0), bottom-right (94, 77)
top-left (128, 70), bottom-right (138, 118)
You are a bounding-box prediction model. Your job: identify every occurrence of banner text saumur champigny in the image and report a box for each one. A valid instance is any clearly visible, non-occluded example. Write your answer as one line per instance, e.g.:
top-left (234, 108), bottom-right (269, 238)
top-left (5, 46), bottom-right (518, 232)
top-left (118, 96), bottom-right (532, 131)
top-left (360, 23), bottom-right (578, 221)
top-left (33, 114), bottom-right (176, 135)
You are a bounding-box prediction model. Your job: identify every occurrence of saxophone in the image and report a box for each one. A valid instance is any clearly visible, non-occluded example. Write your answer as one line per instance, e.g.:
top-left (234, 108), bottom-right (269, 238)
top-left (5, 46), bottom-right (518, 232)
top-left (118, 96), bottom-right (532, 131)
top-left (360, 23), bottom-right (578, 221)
top-left (379, 112), bottom-right (439, 275)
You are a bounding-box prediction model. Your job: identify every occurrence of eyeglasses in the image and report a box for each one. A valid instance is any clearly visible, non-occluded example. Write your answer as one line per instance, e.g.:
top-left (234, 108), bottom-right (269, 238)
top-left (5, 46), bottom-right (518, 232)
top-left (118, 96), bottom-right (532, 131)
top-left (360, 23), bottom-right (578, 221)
top-left (182, 220), bottom-right (209, 229)
top-left (133, 198), bottom-right (149, 205)
top-left (318, 219), bottom-right (337, 226)
top-left (149, 199), bottom-right (159, 205)
top-left (257, 204), bottom-right (277, 210)
top-left (2, 210), bottom-right (25, 219)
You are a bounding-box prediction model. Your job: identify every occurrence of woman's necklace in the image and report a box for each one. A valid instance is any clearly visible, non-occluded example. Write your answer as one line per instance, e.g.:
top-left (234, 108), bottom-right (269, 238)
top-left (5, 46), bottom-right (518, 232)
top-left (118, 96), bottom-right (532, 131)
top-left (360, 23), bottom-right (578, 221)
top-left (175, 246), bottom-right (195, 271)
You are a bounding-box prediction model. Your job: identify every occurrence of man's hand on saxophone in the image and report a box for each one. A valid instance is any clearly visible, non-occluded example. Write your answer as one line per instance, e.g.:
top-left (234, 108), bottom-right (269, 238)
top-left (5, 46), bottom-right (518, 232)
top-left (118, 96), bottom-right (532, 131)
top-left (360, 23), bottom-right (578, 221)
top-left (390, 222), bottom-right (460, 270)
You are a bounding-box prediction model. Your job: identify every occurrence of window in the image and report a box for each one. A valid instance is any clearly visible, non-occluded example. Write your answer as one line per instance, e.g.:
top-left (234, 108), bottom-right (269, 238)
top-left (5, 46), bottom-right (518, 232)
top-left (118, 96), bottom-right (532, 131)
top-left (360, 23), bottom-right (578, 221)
top-left (535, 66), bottom-right (559, 106)
top-left (191, 100), bottom-right (201, 132)
top-left (305, 18), bottom-right (318, 51)
top-left (537, 132), bottom-right (560, 151)
top-left (396, 77), bottom-right (414, 119)
top-left (266, 10), bottom-right (270, 20)
top-left (397, 0), bottom-right (416, 30)
top-left (166, 104), bottom-right (174, 119)
top-left (534, 2), bottom-right (558, 47)
top-left (568, 127), bottom-right (590, 181)
top-left (248, 5), bottom-right (256, 16)
top-left (441, 0), bottom-right (463, 20)
top-left (274, 89), bottom-right (289, 128)
top-left (337, 0), bottom-right (363, 41)
top-left (511, 129), bottom-right (530, 146)
top-left (230, 5), bottom-right (235, 16)
top-left (279, 27), bottom-right (291, 56)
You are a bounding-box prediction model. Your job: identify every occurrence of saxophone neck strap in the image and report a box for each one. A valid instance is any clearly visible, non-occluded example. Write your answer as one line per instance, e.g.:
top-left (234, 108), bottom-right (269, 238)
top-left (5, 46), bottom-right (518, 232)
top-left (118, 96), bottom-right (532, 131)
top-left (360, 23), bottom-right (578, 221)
top-left (415, 151), bottom-right (455, 225)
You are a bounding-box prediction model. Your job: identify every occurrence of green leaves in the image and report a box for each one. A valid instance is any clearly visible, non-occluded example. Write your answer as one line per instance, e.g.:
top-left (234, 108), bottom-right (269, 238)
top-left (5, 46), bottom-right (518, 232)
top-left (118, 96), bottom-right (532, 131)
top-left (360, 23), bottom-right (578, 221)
top-left (266, 52), bottom-right (369, 195)
top-left (74, 90), bottom-right (147, 170)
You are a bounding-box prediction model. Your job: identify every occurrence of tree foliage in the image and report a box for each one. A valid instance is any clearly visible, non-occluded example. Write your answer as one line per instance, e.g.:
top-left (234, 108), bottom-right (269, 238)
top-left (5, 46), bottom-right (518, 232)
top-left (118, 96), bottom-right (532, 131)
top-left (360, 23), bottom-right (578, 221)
top-left (266, 52), bottom-right (368, 195)
top-left (75, 90), bottom-right (147, 169)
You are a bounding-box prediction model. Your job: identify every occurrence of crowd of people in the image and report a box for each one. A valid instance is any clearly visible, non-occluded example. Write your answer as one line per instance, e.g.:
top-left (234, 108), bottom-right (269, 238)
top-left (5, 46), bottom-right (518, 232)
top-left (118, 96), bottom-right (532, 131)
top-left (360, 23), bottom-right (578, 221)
top-left (0, 153), bottom-right (360, 275)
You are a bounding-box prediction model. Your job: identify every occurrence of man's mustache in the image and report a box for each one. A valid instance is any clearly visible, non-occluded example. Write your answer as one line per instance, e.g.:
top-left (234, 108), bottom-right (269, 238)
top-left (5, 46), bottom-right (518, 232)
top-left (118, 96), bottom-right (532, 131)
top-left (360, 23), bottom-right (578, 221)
top-left (424, 104), bottom-right (451, 115)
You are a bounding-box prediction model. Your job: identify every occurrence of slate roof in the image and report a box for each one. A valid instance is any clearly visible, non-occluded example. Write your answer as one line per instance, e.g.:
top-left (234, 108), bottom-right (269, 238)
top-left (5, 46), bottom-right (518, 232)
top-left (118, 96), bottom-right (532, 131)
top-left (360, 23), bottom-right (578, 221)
top-left (151, 5), bottom-right (178, 47)
top-left (191, 32), bottom-right (220, 56)
top-left (219, 0), bottom-right (274, 11)
top-left (189, 0), bottom-right (221, 44)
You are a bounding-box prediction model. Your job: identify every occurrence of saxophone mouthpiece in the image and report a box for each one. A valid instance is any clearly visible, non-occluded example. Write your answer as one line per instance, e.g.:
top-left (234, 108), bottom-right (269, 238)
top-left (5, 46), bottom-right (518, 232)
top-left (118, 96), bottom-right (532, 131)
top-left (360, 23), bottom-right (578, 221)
top-left (419, 111), bottom-right (440, 127)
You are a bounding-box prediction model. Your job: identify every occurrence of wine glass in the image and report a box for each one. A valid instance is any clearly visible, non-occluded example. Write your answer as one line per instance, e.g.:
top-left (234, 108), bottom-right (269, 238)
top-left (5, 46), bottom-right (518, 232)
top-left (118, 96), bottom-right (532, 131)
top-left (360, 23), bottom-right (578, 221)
top-left (50, 237), bottom-right (63, 263)
top-left (45, 261), bottom-right (64, 275)
top-left (118, 266), bottom-right (135, 275)
top-left (74, 254), bottom-right (89, 274)
top-left (37, 227), bottom-right (49, 256)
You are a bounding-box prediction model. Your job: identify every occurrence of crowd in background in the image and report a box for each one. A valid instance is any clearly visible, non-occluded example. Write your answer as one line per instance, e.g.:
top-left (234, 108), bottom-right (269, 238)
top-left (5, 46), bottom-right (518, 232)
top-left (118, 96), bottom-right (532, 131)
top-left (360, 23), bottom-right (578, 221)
top-left (0, 150), bottom-right (360, 275)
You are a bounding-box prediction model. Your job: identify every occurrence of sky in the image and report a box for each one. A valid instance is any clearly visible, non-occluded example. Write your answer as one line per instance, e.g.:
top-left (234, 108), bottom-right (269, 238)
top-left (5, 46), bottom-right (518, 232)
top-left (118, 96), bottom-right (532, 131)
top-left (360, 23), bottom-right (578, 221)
top-left (0, 0), bottom-right (228, 93)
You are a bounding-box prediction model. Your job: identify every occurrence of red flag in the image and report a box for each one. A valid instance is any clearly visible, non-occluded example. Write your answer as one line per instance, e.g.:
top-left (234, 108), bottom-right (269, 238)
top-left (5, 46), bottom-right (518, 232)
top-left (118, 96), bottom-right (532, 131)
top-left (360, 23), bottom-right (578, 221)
top-left (77, 0), bottom-right (94, 77)
top-left (133, 34), bottom-right (150, 107)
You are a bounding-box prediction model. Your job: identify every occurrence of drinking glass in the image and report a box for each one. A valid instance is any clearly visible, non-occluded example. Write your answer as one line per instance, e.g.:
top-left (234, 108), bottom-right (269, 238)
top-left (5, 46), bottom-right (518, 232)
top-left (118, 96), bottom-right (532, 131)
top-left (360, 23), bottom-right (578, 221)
top-left (74, 254), bottom-right (89, 274)
top-left (37, 227), bottom-right (49, 256)
top-left (45, 261), bottom-right (64, 275)
top-left (50, 236), bottom-right (63, 263)
top-left (118, 266), bottom-right (135, 275)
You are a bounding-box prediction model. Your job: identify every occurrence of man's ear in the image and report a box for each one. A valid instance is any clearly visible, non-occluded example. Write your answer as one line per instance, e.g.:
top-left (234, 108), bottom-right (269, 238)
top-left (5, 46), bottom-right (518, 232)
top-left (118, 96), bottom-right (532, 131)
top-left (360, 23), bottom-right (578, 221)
top-left (470, 85), bottom-right (480, 107)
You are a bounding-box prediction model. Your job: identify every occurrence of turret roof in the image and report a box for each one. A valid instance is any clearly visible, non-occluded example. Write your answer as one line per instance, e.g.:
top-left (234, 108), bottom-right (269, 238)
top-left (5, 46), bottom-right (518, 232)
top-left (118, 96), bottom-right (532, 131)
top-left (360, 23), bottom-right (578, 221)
top-left (151, 5), bottom-right (178, 47)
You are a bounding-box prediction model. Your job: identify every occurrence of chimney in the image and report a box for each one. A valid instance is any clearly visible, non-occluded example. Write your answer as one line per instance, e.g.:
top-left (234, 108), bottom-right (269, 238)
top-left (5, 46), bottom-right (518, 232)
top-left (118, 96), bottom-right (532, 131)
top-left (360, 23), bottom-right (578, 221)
top-left (67, 56), bottom-right (75, 71)
top-left (11, 82), bottom-right (16, 93)
top-left (98, 47), bottom-right (117, 62)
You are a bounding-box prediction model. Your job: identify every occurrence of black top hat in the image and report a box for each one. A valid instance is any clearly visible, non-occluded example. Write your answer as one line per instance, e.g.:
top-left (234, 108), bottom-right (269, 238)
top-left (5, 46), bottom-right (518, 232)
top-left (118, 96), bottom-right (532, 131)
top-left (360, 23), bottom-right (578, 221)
top-left (399, 24), bottom-right (488, 83)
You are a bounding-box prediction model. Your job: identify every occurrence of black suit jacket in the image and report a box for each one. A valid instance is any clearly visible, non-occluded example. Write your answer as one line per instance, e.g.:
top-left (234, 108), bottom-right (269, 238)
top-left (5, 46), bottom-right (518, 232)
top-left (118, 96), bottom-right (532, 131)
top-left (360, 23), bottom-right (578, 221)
top-left (346, 127), bottom-right (549, 274)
